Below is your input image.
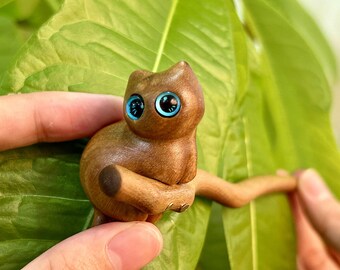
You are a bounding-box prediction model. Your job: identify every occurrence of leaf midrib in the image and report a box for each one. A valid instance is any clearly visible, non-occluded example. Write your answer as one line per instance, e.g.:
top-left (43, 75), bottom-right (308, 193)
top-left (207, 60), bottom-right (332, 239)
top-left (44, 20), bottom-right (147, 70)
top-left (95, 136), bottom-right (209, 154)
top-left (152, 0), bottom-right (178, 72)
top-left (243, 117), bottom-right (258, 270)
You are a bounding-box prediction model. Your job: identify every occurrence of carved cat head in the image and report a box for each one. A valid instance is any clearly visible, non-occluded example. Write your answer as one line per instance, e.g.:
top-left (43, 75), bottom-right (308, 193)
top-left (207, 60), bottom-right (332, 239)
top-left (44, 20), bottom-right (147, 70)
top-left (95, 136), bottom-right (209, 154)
top-left (123, 61), bottom-right (205, 140)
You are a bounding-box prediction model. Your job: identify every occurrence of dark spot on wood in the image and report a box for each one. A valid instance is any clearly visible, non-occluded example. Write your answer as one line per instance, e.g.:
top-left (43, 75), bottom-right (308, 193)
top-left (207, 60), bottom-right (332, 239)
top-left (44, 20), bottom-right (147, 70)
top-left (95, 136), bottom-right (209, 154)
top-left (99, 165), bottom-right (122, 197)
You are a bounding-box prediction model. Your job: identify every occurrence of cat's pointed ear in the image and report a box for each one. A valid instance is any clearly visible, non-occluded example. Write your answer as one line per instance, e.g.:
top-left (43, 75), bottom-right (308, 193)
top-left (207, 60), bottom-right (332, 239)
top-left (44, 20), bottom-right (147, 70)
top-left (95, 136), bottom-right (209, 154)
top-left (173, 61), bottom-right (190, 70)
top-left (128, 69), bottom-right (153, 82)
top-left (168, 61), bottom-right (196, 78)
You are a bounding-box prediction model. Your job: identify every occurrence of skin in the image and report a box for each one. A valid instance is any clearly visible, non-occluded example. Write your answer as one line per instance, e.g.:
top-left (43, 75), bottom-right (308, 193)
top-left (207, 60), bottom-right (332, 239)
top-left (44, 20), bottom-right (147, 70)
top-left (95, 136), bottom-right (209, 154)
top-left (0, 92), bottom-right (163, 270)
top-left (288, 169), bottom-right (340, 270)
top-left (1, 91), bottom-right (339, 269)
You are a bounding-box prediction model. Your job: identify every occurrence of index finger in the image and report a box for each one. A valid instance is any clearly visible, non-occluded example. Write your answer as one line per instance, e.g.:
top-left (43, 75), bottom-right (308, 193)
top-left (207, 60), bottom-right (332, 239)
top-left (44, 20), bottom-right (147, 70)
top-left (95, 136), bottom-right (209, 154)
top-left (289, 193), bottom-right (339, 270)
top-left (297, 169), bottom-right (340, 252)
top-left (0, 91), bottom-right (123, 151)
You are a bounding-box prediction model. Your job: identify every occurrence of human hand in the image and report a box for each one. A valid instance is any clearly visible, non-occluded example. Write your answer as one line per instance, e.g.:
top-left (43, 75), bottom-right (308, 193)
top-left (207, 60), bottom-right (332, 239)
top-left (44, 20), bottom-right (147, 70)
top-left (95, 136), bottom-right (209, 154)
top-left (23, 222), bottom-right (162, 270)
top-left (1, 91), bottom-right (163, 269)
top-left (0, 91), bottom-right (124, 151)
top-left (290, 169), bottom-right (340, 270)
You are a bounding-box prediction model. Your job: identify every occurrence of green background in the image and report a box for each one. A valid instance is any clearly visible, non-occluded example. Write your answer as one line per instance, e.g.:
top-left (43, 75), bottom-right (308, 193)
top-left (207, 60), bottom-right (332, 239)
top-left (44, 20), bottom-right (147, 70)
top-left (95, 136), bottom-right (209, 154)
top-left (0, 0), bottom-right (339, 269)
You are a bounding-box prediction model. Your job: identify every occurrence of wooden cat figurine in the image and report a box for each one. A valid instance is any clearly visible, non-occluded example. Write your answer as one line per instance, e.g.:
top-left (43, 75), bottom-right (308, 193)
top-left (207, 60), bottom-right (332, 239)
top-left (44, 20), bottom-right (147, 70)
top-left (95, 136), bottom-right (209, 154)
top-left (80, 61), bottom-right (296, 225)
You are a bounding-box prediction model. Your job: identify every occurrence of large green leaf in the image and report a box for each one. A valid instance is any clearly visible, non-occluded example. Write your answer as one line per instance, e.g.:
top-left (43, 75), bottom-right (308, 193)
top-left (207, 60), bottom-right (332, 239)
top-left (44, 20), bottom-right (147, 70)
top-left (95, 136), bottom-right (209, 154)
top-left (0, 142), bottom-right (93, 269)
top-left (0, 0), bottom-right (63, 82)
top-left (0, 0), bottom-right (59, 24)
top-left (259, 0), bottom-right (337, 83)
top-left (0, 0), bottom-right (238, 268)
top-left (0, 0), bottom-right (339, 269)
top-left (0, 0), bottom-right (13, 8)
top-left (222, 1), bottom-right (340, 269)
top-left (0, 16), bottom-right (26, 81)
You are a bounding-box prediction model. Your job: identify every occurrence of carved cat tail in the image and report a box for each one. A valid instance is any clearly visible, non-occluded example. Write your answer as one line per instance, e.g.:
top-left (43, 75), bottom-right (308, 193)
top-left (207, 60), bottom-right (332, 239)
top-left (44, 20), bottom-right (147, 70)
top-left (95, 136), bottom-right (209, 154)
top-left (193, 169), bottom-right (297, 207)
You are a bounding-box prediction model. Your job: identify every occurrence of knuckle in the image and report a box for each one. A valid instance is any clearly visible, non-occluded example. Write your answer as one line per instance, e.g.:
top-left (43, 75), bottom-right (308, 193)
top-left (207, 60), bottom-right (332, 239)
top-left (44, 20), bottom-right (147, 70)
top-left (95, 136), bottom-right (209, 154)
top-left (33, 105), bottom-right (50, 142)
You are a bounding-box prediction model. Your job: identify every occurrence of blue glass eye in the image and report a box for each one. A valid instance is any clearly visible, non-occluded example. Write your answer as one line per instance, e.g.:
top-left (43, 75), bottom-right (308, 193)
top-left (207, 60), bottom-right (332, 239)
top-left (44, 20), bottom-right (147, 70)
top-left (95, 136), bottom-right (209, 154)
top-left (126, 94), bottom-right (144, 120)
top-left (155, 92), bottom-right (181, 118)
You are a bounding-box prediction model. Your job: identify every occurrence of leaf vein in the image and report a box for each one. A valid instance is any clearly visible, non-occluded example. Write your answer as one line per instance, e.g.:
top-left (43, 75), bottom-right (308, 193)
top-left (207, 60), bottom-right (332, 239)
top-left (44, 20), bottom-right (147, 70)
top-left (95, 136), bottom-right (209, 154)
top-left (243, 117), bottom-right (258, 270)
top-left (0, 194), bottom-right (89, 203)
top-left (152, 0), bottom-right (178, 72)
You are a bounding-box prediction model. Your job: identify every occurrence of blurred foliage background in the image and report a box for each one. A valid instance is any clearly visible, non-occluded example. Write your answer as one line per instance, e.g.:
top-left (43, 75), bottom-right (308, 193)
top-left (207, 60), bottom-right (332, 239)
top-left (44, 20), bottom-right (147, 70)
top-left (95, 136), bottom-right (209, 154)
top-left (0, 0), bottom-right (62, 81)
top-left (300, 0), bottom-right (340, 145)
top-left (0, 0), bottom-right (339, 269)
top-left (1, 0), bottom-right (339, 143)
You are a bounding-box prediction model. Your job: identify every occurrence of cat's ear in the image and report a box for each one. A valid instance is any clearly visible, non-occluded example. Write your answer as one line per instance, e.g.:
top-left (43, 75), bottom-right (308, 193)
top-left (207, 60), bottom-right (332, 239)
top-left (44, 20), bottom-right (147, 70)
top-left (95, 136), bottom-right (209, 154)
top-left (128, 69), bottom-right (153, 82)
top-left (167, 61), bottom-right (196, 79)
top-left (172, 61), bottom-right (190, 70)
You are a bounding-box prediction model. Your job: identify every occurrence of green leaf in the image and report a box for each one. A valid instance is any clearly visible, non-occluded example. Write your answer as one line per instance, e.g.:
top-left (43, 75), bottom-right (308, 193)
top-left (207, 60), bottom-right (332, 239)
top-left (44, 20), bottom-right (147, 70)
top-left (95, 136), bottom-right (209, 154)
top-left (221, 0), bottom-right (340, 269)
top-left (0, 16), bottom-right (26, 81)
top-left (1, 0), bottom-right (239, 268)
top-left (197, 203), bottom-right (230, 270)
top-left (0, 0), bottom-right (63, 82)
top-left (0, 0), bottom-right (61, 30)
top-left (0, 0), bottom-right (41, 21)
top-left (0, 142), bottom-right (93, 269)
top-left (1, 0), bottom-right (339, 269)
top-left (44, 0), bottom-right (63, 12)
top-left (257, 0), bottom-right (337, 83)
top-left (0, 0), bottom-right (13, 8)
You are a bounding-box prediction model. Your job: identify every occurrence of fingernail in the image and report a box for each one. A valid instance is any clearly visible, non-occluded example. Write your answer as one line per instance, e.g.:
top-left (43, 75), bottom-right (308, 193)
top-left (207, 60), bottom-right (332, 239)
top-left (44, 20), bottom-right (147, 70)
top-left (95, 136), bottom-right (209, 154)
top-left (107, 223), bottom-right (163, 269)
top-left (299, 169), bottom-right (330, 201)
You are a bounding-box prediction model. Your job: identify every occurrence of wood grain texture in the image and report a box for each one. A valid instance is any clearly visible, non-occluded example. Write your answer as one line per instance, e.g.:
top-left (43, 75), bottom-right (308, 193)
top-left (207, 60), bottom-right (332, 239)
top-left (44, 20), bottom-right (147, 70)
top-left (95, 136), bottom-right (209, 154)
top-left (80, 62), bottom-right (297, 224)
top-left (80, 61), bottom-right (203, 222)
top-left (194, 169), bottom-right (297, 207)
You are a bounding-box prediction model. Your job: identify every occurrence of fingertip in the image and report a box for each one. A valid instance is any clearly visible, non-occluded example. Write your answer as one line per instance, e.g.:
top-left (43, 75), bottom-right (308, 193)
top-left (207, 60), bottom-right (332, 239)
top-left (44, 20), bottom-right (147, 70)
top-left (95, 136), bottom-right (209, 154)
top-left (22, 221), bottom-right (162, 270)
top-left (298, 169), bottom-right (331, 202)
top-left (135, 222), bottom-right (163, 255)
top-left (79, 93), bottom-right (124, 125)
top-left (0, 92), bottom-right (125, 150)
top-left (296, 169), bottom-right (340, 251)
top-left (107, 222), bottom-right (163, 269)
top-left (144, 222), bottom-right (164, 254)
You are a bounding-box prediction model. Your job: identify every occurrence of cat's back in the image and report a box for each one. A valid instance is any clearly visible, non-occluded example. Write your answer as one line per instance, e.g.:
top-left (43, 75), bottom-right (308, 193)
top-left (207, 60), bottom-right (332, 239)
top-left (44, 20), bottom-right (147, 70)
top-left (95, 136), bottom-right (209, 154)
top-left (80, 121), bottom-right (129, 183)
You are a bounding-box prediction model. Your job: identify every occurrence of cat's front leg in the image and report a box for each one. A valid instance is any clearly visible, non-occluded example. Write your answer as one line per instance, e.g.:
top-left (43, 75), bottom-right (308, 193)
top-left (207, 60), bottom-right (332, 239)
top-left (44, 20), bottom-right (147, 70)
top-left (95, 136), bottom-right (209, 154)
top-left (98, 165), bottom-right (196, 217)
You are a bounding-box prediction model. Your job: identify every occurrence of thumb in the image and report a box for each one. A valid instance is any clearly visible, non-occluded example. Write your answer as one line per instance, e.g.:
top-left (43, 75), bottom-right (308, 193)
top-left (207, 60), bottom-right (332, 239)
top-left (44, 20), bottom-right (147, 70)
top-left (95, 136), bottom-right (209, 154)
top-left (23, 222), bottom-right (163, 270)
top-left (297, 169), bottom-right (340, 251)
